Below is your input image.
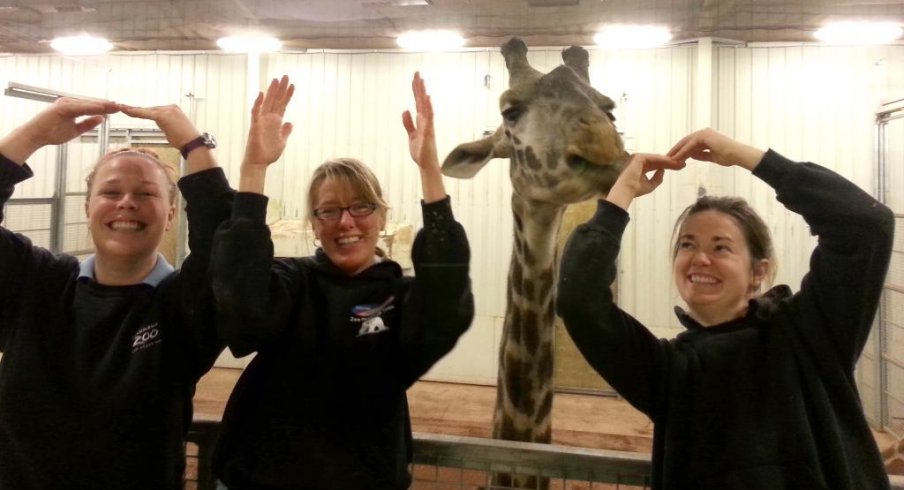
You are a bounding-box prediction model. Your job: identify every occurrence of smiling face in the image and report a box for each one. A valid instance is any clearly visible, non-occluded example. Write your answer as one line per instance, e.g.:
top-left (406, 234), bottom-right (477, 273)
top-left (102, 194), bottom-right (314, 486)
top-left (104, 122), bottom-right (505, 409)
top-left (85, 154), bottom-right (175, 265)
top-left (672, 209), bottom-right (769, 326)
top-left (311, 177), bottom-right (386, 276)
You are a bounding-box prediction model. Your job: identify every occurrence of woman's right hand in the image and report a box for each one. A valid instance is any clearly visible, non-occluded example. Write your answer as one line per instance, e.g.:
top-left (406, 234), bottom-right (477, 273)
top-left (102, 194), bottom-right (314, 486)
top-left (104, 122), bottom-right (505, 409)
top-left (0, 97), bottom-right (119, 164)
top-left (606, 153), bottom-right (684, 210)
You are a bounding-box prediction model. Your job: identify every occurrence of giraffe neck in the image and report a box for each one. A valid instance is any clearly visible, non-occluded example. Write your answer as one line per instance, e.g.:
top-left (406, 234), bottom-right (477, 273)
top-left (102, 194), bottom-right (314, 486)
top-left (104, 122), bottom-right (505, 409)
top-left (493, 194), bottom-right (565, 445)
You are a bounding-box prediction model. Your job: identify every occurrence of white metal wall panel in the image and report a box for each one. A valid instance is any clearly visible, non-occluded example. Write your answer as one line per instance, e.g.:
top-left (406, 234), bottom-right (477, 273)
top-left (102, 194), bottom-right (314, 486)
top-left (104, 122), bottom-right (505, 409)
top-left (713, 43), bottom-right (903, 319)
top-left (3, 43), bottom-right (903, 385)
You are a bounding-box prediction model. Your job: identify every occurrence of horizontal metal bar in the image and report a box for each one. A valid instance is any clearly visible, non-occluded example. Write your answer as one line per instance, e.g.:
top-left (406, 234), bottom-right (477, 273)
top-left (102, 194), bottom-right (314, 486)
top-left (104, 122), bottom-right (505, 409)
top-left (6, 82), bottom-right (106, 103)
top-left (412, 432), bottom-right (651, 483)
top-left (6, 198), bottom-right (54, 205)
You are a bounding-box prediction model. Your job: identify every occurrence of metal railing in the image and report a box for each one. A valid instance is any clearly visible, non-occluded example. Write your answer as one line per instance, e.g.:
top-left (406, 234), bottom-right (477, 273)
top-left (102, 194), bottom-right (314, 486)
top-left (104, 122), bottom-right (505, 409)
top-left (185, 420), bottom-right (904, 490)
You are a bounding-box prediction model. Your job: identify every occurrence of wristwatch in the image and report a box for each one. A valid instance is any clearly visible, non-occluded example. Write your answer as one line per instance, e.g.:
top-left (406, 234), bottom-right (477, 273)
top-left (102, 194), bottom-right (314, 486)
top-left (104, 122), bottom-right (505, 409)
top-left (180, 132), bottom-right (217, 159)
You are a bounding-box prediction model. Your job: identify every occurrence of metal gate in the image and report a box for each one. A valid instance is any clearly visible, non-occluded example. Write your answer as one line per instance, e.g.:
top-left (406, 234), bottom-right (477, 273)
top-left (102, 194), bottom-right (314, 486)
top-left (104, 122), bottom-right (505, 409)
top-left (863, 98), bottom-right (904, 435)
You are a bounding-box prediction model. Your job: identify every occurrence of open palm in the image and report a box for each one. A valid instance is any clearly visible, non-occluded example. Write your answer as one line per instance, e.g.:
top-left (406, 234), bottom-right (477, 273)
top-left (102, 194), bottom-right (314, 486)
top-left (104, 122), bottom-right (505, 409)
top-left (402, 72), bottom-right (438, 171)
top-left (245, 75), bottom-right (295, 168)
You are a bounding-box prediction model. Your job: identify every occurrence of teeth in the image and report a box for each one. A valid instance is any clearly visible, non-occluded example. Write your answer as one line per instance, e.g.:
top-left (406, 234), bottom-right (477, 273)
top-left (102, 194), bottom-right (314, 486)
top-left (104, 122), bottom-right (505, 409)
top-left (690, 274), bottom-right (717, 284)
top-left (110, 221), bottom-right (141, 231)
top-left (337, 236), bottom-right (360, 245)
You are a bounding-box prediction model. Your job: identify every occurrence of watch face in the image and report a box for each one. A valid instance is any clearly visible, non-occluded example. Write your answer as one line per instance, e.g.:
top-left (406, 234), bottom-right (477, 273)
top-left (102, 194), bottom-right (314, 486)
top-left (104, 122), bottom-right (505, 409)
top-left (203, 133), bottom-right (217, 147)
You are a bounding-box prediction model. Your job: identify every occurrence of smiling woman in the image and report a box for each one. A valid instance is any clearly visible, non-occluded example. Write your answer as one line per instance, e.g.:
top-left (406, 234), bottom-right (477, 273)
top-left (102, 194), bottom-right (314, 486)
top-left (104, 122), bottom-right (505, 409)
top-left (0, 90), bottom-right (303, 489)
top-left (208, 72), bottom-right (475, 490)
top-left (556, 128), bottom-right (895, 489)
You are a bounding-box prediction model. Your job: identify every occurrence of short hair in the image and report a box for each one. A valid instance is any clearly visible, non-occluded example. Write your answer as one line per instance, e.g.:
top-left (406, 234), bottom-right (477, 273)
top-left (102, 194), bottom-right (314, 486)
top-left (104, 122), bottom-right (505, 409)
top-left (671, 195), bottom-right (777, 290)
top-left (306, 157), bottom-right (389, 222)
top-left (85, 148), bottom-right (177, 205)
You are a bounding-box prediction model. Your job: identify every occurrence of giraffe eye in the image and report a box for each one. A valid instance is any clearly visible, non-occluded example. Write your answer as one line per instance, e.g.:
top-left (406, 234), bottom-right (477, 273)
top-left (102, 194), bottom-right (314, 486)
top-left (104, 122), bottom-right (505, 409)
top-left (501, 106), bottom-right (525, 124)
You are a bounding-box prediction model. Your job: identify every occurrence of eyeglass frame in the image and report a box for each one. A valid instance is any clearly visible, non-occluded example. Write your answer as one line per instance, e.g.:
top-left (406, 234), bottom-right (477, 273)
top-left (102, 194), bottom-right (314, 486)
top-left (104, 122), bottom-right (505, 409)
top-left (312, 202), bottom-right (379, 221)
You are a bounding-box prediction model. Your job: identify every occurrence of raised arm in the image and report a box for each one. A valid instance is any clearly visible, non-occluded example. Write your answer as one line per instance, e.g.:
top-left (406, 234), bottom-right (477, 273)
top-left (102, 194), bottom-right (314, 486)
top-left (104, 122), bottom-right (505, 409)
top-left (402, 71), bottom-right (445, 203)
top-left (0, 98), bottom-right (119, 350)
top-left (670, 128), bottom-right (893, 369)
top-left (396, 72), bottom-right (474, 382)
top-left (210, 76), bottom-right (299, 356)
top-left (558, 154), bottom-right (683, 417)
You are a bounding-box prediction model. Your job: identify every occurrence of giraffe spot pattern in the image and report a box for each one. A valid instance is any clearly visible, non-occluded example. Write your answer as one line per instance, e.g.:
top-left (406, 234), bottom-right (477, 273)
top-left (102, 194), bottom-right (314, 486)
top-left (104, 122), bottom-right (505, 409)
top-left (525, 147), bottom-right (542, 170)
top-left (504, 352), bottom-right (536, 416)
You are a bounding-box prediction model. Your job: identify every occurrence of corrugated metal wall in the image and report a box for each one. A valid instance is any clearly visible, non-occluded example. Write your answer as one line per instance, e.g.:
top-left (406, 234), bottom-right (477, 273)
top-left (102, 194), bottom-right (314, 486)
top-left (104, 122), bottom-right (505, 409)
top-left (2, 42), bottom-right (902, 384)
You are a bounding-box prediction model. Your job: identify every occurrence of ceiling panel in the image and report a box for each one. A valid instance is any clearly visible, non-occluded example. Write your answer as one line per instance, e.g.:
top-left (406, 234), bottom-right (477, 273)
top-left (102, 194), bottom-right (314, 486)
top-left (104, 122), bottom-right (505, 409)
top-left (0, 0), bottom-right (900, 53)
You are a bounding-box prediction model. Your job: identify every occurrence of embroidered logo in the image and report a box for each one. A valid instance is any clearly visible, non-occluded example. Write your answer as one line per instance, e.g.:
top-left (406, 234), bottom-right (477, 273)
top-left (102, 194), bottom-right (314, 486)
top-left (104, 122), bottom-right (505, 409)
top-left (131, 323), bottom-right (162, 353)
top-left (350, 296), bottom-right (396, 337)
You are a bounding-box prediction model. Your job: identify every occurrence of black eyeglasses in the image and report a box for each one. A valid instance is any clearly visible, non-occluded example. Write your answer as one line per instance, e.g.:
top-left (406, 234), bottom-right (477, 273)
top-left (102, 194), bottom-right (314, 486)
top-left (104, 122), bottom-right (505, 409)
top-left (313, 203), bottom-right (378, 221)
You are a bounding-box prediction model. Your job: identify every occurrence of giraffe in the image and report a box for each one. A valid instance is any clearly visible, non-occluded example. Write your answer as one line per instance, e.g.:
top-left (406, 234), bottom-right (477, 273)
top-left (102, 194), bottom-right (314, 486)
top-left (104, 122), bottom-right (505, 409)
top-left (442, 37), bottom-right (629, 486)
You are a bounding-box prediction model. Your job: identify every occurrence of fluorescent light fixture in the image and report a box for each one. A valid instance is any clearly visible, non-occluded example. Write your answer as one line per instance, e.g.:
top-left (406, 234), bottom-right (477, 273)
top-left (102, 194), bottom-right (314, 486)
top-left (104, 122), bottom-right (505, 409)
top-left (593, 25), bottom-right (672, 49)
top-left (814, 22), bottom-right (903, 45)
top-left (396, 30), bottom-right (464, 51)
top-left (50, 34), bottom-right (112, 55)
top-left (216, 36), bottom-right (282, 53)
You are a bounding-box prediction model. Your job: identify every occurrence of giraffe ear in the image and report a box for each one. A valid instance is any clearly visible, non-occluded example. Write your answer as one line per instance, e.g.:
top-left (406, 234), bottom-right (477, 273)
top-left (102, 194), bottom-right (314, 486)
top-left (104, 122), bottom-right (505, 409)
top-left (441, 126), bottom-right (511, 179)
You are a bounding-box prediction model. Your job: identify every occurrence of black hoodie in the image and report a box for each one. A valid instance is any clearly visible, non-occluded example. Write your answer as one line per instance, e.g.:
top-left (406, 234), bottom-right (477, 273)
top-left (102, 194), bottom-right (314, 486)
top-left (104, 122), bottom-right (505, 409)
top-left (210, 192), bottom-right (474, 489)
top-left (0, 155), bottom-right (229, 490)
top-left (557, 150), bottom-right (894, 490)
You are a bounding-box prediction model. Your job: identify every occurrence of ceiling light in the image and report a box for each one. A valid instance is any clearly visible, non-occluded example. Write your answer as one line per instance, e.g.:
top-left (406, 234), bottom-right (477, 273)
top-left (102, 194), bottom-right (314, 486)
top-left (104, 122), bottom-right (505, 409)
top-left (216, 36), bottom-right (282, 53)
top-left (593, 25), bottom-right (672, 49)
top-left (396, 30), bottom-right (464, 51)
top-left (814, 22), bottom-right (903, 45)
top-left (50, 34), bottom-right (112, 55)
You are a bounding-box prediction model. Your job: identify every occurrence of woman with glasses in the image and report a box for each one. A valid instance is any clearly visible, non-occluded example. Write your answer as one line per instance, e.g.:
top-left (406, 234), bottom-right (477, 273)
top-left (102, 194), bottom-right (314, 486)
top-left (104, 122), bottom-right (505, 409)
top-left (209, 72), bottom-right (474, 490)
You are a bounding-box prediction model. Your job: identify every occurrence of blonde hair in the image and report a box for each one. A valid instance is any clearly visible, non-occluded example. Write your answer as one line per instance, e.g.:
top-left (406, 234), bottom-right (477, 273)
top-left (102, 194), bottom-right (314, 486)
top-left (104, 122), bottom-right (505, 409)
top-left (306, 158), bottom-right (389, 223)
top-left (85, 148), bottom-right (177, 205)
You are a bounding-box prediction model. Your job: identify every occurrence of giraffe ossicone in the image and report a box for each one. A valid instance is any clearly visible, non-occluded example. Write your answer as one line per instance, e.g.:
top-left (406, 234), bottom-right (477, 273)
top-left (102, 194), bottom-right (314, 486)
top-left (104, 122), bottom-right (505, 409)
top-left (442, 36), bottom-right (630, 488)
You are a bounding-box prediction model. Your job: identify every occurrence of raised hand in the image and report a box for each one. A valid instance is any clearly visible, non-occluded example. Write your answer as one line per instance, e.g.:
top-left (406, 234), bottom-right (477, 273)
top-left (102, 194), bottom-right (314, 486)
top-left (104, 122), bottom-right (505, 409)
top-left (606, 153), bottom-right (685, 210)
top-left (243, 75), bottom-right (295, 169)
top-left (0, 97), bottom-right (119, 164)
top-left (668, 128), bottom-right (765, 171)
top-left (118, 103), bottom-right (200, 150)
top-left (402, 71), bottom-right (439, 172)
top-left (402, 72), bottom-right (445, 203)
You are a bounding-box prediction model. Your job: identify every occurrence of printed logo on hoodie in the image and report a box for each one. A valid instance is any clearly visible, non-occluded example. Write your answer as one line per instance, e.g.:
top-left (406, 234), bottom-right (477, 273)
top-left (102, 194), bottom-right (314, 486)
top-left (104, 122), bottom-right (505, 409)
top-left (131, 322), bottom-right (162, 352)
top-left (351, 296), bottom-right (396, 337)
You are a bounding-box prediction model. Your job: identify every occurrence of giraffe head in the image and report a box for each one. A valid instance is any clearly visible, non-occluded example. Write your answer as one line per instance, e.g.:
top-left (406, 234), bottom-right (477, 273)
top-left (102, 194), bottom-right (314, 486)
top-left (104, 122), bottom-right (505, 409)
top-left (443, 37), bottom-right (629, 205)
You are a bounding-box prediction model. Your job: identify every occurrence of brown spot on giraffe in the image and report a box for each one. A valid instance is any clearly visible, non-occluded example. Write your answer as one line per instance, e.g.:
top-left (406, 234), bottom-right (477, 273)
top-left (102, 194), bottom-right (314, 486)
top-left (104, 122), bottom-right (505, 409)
top-left (442, 37), bottom-right (629, 489)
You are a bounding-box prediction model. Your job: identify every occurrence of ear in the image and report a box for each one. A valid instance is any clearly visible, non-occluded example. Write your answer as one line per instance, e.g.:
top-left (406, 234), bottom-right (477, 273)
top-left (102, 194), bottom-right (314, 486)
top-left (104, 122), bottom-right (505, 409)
top-left (84, 201), bottom-right (90, 224)
top-left (750, 259), bottom-right (770, 291)
top-left (441, 126), bottom-right (511, 179)
top-left (164, 204), bottom-right (176, 232)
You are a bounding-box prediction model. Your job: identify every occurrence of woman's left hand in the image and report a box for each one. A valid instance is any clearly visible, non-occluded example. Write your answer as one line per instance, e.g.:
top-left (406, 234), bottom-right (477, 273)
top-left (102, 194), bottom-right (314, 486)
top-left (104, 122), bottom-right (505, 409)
top-left (119, 103), bottom-right (200, 150)
top-left (402, 71), bottom-right (439, 172)
top-left (243, 75), bottom-right (295, 169)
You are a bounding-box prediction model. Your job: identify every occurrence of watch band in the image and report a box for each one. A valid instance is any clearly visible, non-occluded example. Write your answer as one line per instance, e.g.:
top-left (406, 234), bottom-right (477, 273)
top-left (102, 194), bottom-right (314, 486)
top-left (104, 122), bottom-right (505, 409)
top-left (180, 133), bottom-right (216, 159)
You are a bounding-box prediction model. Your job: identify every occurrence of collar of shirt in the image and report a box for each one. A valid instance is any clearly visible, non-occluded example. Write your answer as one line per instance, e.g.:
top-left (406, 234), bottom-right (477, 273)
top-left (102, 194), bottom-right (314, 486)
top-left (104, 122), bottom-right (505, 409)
top-left (78, 253), bottom-right (175, 287)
